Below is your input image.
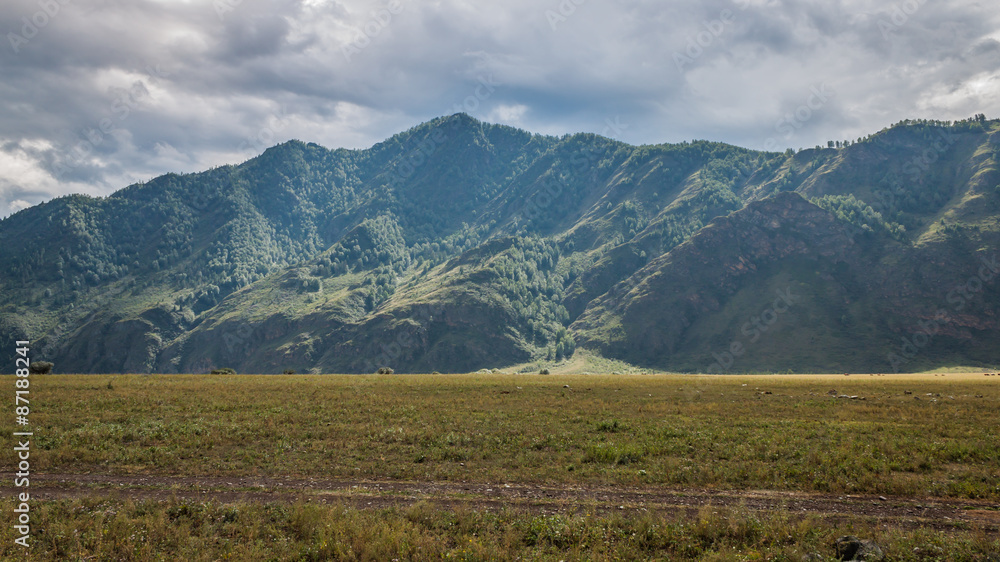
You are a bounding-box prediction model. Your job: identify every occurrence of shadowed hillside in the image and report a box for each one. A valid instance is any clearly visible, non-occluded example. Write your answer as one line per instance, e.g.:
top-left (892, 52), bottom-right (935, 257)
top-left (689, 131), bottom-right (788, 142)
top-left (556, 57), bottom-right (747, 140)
top-left (2, 114), bottom-right (999, 373)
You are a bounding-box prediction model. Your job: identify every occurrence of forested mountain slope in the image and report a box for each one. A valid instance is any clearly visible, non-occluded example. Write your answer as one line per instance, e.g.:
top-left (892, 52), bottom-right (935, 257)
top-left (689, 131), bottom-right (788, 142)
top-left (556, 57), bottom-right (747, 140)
top-left (2, 114), bottom-right (998, 373)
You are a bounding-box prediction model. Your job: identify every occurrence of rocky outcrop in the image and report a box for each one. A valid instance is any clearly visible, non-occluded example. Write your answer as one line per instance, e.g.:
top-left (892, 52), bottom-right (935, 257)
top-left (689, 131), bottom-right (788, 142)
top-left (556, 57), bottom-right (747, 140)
top-left (834, 535), bottom-right (885, 561)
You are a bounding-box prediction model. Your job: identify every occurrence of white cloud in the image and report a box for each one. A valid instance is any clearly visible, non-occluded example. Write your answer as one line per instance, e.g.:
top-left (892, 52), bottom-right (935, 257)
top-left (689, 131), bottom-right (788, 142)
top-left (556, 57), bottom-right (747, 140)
top-left (916, 70), bottom-right (1000, 116)
top-left (1, 0), bottom-right (999, 218)
top-left (9, 200), bottom-right (32, 213)
top-left (486, 103), bottom-right (529, 127)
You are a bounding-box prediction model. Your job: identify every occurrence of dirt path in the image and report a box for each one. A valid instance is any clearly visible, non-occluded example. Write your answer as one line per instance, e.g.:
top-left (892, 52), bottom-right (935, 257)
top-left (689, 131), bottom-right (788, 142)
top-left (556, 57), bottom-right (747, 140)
top-left (6, 473), bottom-right (998, 531)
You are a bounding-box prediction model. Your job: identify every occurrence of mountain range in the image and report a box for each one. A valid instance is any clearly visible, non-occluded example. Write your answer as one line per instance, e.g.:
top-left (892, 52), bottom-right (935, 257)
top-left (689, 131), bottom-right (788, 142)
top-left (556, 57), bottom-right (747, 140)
top-left (2, 113), bottom-right (999, 374)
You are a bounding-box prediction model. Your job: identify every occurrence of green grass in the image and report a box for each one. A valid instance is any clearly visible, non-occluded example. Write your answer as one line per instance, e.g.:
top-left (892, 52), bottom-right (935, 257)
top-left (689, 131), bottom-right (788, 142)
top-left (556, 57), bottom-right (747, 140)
top-left (5, 373), bottom-right (1000, 559)
top-left (7, 373), bottom-right (1000, 499)
top-left (507, 348), bottom-right (648, 375)
top-left (2, 497), bottom-right (997, 561)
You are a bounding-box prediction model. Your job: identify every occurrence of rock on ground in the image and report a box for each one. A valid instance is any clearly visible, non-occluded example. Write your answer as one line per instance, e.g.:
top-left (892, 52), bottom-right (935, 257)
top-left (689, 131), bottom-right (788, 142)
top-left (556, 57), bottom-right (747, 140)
top-left (835, 535), bottom-right (885, 561)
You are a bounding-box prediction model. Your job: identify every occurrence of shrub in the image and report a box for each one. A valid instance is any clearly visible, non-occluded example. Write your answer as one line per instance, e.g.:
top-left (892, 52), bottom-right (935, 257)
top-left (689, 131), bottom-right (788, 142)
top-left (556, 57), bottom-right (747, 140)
top-left (283, 369), bottom-right (296, 375)
top-left (29, 361), bottom-right (53, 374)
top-left (596, 419), bottom-right (626, 433)
top-left (539, 368), bottom-right (550, 375)
top-left (377, 367), bottom-right (395, 374)
top-left (210, 368), bottom-right (237, 375)
top-left (584, 444), bottom-right (645, 465)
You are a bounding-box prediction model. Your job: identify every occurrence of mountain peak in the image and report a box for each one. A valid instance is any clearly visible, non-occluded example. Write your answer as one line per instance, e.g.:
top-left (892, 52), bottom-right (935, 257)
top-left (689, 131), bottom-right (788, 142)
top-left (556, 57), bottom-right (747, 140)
top-left (2, 117), bottom-right (999, 374)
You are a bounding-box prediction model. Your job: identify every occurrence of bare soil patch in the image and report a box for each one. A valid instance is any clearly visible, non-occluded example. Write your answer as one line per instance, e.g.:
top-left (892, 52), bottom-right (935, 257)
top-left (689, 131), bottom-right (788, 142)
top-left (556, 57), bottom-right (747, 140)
top-left (11, 473), bottom-right (997, 532)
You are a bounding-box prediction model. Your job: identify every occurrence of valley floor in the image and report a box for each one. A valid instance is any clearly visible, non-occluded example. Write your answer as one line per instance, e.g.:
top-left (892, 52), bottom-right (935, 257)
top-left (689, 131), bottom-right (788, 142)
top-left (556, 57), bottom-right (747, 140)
top-left (2, 372), bottom-right (999, 559)
top-left (12, 471), bottom-right (1000, 529)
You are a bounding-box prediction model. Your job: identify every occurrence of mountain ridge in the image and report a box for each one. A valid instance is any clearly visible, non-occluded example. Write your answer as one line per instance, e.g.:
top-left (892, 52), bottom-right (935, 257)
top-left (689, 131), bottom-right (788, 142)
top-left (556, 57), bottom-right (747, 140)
top-left (2, 114), bottom-right (999, 373)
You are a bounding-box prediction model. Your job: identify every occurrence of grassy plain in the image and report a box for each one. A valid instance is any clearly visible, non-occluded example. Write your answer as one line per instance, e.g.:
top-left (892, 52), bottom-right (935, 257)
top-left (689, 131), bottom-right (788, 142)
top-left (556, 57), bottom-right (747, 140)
top-left (11, 372), bottom-right (1000, 497)
top-left (2, 372), bottom-right (999, 560)
top-left (3, 496), bottom-right (999, 561)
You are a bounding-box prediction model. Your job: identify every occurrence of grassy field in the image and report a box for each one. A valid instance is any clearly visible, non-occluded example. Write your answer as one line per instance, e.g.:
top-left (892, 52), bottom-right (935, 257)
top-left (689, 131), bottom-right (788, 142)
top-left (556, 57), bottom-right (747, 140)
top-left (11, 372), bottom-right (1000, 497)
top-left (3, 372), bottom-right (1000, 560)
top-left (3, 496), bottom-right (999, 561)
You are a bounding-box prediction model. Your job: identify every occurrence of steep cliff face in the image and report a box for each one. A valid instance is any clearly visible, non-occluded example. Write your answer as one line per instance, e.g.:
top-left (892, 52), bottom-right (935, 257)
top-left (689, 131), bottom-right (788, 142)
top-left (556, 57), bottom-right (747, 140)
top-left (2, 116), bottom-right (999, 373)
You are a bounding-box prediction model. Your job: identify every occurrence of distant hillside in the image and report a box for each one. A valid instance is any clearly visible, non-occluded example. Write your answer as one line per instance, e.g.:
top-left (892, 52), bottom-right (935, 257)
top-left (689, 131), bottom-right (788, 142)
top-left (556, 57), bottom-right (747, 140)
top-left (2, 114), bottom-right (999, 373)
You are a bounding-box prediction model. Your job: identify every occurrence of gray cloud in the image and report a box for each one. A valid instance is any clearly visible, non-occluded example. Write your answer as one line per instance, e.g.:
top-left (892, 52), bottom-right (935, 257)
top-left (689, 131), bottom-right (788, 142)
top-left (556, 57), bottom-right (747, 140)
top-left (1, 0), bottom-right (999, 218)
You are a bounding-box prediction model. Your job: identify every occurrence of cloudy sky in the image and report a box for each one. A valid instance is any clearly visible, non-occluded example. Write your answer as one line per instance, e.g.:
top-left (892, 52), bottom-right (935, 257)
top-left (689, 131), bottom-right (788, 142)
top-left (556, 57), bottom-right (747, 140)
top-left (1, 0), bottom-right (999, 218)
